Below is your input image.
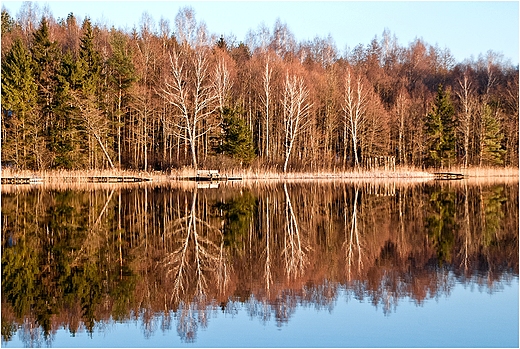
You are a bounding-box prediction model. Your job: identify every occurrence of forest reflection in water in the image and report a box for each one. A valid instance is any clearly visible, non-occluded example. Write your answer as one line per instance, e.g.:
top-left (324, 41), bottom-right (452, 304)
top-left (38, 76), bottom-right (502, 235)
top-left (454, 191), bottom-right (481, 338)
top-left (1, 179), bottom-right (518, 346)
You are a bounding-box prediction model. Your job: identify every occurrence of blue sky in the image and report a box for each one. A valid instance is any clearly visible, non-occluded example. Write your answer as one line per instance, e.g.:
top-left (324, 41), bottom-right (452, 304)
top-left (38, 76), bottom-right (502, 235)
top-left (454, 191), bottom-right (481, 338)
top-left (2, 1), bottom-right (518, 65)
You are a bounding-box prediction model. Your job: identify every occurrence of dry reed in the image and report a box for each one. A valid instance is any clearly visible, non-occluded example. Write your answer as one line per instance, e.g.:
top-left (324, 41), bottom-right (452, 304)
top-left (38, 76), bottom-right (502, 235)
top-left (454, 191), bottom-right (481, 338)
top-left (453, 166), bottom-right (519, 178)
top-left (1, 165), bottom-right (517, 188)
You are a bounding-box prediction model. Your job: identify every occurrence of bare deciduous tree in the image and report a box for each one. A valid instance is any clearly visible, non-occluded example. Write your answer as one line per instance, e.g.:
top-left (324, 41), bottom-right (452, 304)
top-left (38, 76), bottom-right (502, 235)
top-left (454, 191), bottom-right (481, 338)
top-left (394, 88), bottom-right (410, 166)
top-left (161, 48), bottom-right (218, 170)
top-left (282, 73), bottom-right (312, 172)
top-left (456, 72), bottom-right (477, 168)
top-left (214, 58), bottom-right (232, 114)
top-left (260, 55), bottom-right (273, 160)
top-left (73, 92), bottom-right (115, 169)
top-left (342, 68), bottom-right (368, 168)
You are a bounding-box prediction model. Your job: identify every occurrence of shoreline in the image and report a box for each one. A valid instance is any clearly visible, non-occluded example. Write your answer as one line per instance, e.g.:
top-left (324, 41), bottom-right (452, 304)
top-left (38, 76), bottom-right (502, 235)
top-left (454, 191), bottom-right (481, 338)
top-left (1, 167), bottom-right (518, 183)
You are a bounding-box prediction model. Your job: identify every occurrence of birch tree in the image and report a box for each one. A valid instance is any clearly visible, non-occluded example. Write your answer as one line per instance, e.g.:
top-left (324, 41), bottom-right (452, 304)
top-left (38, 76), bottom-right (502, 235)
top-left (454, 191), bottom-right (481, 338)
top-left (342, 68), bottom-right (368, 168)
top-left (260, 55), bottom-right (273, 160)
top-left (214, 57), bottom-right (232, 114)
top-left (394, 88), bottom-right (410, 166)
top-left (456, 72), bottom-right (477, 168)
top-left (161, 48), bottom-right (218, 170)
top-left (282, 73), bottom-right (312, 172)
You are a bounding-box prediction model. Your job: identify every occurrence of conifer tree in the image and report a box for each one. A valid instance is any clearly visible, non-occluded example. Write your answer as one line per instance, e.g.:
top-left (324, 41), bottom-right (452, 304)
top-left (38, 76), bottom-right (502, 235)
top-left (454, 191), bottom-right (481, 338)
top-left (31, 17), bottom-right (61, 116)
top-left (480, 104), bottom-right (505, 166)
top-left (74, 18), bottom-right (115, 169)
top-left (425, 84), bottom-right (456, 168)
top-left (1, 39), bottom-right (39, 168)
top-left (31, 17), bottom-right (62, 168)
top-left (217, 107), bottom-right (256, 165)
top-left (107, 30), bottom-right (136, 167)
top-left (78, 19), bottom-right (102, 95)
top-left (1, 9), bottom-right (15, 35)
top-left (51, 52), bottom-right (87, 168)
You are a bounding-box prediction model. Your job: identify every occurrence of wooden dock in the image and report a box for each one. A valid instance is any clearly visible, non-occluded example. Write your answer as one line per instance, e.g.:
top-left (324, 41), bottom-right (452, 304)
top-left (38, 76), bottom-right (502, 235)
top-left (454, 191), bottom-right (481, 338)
top-left (179, 170), bottom-right (242, 182)
top-left (434, 172), bottom-right (466, 180)
top-left (1, 177), bottom-right (43, 184)
top-left (86, 176), bottom-right (152, 183)
top-left (1, 176), bottom-right (152, 184)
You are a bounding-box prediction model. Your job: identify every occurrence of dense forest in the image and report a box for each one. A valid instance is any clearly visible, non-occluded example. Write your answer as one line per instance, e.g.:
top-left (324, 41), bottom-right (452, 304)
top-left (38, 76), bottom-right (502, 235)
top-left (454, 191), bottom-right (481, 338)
top-left (1, 4), bottom-right (518, 172)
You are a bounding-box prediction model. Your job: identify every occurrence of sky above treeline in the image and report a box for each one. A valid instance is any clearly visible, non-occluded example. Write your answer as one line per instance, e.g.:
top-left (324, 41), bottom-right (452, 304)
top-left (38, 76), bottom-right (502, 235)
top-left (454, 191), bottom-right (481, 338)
top-left (2, 1), bottom-right (519, 65)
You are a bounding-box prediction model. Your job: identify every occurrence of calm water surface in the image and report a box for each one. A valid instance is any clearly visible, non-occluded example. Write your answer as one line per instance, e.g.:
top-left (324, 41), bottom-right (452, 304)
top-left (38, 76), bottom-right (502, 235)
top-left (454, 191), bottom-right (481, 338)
top-left (1, 179), bottom-right (518, 347)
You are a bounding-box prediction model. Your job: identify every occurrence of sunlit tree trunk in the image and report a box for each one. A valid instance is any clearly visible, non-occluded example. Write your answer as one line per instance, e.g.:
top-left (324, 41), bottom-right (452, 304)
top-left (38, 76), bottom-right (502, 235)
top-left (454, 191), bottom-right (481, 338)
top-left (342, 68), bottom-right (368, 168)
top-left (261, 56), bottom-right (273, 161)
top-left (73, 92), bottom-right (115, 169)
top-left (456, 72), bottom-right (476, 168)
top-left (282, 73), bottom-right (312, 172)
top-left (215, 58), bottom-right (232, 114)
top-left (161, 48), bottom-right (217, 170)
top-left (395, 90), bottom-right (410, 166)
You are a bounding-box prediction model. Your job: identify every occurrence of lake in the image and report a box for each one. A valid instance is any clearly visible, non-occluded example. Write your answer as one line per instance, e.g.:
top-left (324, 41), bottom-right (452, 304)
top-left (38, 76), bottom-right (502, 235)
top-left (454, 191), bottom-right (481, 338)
top-left (1, 179), bottom-right (518, 347)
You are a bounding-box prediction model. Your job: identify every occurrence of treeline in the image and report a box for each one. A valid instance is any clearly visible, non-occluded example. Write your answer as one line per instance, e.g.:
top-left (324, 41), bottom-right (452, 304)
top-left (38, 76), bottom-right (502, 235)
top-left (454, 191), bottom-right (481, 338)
top-left (1, 4), bottom-right (518, 172)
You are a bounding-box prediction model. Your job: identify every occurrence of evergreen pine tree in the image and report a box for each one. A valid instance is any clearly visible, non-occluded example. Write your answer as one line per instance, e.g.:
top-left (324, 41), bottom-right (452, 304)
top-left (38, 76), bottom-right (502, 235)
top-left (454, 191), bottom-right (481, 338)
top-left (31, 18), bottom-right (61, 111)
top-left (74, 18), bottom-right (114, 169)
top-left (1, 9), bottom-right (15, 35)
top-left (78, 18), bottom-right (102, 96)
top-left (51, 51), bottom-right (88, 168)
top-left (31, 17), bottom-right (63, 168)
top-left (480, 104), bottom-right (506, 166)
top-left (1, 39), bottom-right (39, 168)
top-left (425, 84), bottom-right (456, 168)
top-left (107, 30), bottom-right (136, 167)
top-left (217, 108), bottom-right (256, 165)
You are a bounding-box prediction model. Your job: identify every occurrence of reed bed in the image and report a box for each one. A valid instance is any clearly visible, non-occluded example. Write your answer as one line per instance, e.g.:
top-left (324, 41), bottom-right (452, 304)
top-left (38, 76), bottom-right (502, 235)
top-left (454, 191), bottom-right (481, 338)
top-left (454, 166), bottom-right (519, 178)
top-left (0, 181), bottom-right (159, 194)
top-left (234, 167), bottom-right (435, 180)
top-left (2, 166), bottom-right (517, 188)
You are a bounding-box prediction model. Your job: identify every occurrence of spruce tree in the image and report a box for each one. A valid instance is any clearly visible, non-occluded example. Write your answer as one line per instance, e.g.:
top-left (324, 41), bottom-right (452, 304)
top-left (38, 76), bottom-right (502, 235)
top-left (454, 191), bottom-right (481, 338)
top-left (425, 84), bottom-right (456, 168)
top-left (51, 52), bottom-right (87, 168)
top-left (1, 9), bottom-right (15, 35)
top-left (31, 17), bottom-right (61, 112)
top-left (107, 30), bottom-right (136, 167)
top-left (1, 39), bottom-right (39, 168)
top-left (480, 104), bottom-right (505, 166)
top-left (78, 18), bottom-right (102, 95)
top-left (217, 108), bottom-right (256, 166)
top-left (31, 17), bottom-right (62, 168)
top-left (74, 18), bottom-right (114, 169)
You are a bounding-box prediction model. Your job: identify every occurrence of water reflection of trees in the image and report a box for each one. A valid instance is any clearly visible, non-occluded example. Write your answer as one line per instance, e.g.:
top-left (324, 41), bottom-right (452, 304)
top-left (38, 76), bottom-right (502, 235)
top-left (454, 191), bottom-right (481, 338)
top-left (1, 181), bottom-right (518, 344)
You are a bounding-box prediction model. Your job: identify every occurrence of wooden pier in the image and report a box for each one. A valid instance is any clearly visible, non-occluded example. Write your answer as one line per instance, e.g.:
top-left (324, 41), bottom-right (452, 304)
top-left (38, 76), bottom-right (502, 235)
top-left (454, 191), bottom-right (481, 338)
top-left (1, 177), bottom-right (44, 184)
top-left (1, 176), bottom-right (152, 184)
top-left (179, 170), bottom-right (242, 182)
top-left (86, 176), bottom-right (152, 183)
top-left (434, 172), bottom-right (466, 180)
